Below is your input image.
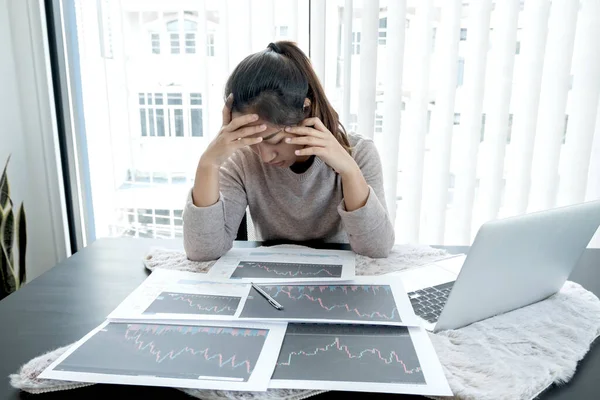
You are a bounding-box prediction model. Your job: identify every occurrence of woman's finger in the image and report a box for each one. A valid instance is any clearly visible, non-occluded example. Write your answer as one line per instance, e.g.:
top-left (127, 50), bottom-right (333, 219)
top-left (225, 124), bottom-right (267, 141)
top-left (295, 146), bottom-right (324, 157)
top-left (284, 126), bottom-right (326, 138)
top-left (224, 113), bottom-right (260, 132)
top-left (300, 117), bottom-right (327, 132)
top-left (285, 136), bottom-right (328, 147)
top-left (222, 94), bottom-right (234, 126)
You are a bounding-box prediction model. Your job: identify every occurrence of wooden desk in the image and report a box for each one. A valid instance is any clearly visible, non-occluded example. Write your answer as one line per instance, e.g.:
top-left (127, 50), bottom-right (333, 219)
top-left (0, 238), bottom-right (598, 399)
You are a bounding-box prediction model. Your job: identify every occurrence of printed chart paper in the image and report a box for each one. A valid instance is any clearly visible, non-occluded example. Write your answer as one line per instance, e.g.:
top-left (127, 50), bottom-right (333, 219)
top-left (269, 324), bottom-right (452, 396)
top-left (238, 276), bottom-right (421, 327)
top-left (108, 269), bottom-right (252, 323)
top-left (40, 320), bottom-right (287, 391)
top-left (108, 271), bottom-right (419, 327)
top-left (206, 247), bottom-right (355, 282)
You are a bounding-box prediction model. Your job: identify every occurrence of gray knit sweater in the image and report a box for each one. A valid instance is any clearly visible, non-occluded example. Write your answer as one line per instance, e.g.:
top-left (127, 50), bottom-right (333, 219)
top-left (183, 133), bottom-right (395, 260)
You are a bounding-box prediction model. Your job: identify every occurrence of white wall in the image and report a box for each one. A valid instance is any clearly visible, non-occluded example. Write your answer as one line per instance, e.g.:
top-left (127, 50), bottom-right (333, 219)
top-left (0, 0), bottom-right (69, 281)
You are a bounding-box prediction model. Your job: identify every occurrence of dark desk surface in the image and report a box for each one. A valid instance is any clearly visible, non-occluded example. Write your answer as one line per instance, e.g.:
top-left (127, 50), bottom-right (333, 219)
top-left (0, 238), bottom-right (598, 400)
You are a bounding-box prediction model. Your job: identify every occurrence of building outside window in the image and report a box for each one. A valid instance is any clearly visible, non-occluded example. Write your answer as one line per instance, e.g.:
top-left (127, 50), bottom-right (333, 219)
top-left (139, 92), bottom-right (203, 138)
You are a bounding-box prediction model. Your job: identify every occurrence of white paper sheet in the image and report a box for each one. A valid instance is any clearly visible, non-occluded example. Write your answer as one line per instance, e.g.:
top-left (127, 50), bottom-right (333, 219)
top-left (237, 276), bottom-right (421, 327)
top-left (39, 320), bottom-right (287, 392)
top-left (269, 324), bottom-right (452, 396)
top-left (206, 247), bottom-right (355, 283)
top-left (107, 269), bottom-right (252, 322)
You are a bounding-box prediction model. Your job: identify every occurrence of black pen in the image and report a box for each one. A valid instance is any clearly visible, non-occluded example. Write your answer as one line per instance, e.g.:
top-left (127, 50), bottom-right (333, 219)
top-left (251, 282), bottom-right (284, 310)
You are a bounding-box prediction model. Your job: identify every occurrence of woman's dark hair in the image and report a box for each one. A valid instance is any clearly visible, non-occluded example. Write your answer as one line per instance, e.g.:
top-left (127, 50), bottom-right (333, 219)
top-left (224, 41), bottom-right (351, 154)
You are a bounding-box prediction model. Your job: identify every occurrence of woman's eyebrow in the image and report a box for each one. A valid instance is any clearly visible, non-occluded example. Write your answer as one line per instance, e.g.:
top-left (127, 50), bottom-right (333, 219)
top-left (262, 129), bottom-right (283, 141)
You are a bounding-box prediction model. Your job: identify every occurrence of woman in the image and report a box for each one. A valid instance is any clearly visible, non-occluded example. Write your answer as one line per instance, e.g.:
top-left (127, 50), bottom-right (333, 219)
top-left (183, 41), bottom-right (394, 260)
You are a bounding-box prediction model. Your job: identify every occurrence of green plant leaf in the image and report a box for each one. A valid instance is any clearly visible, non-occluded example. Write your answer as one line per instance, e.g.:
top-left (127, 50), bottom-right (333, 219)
top-left (0, 248), bottom-right (15, 300)
top-left (2, 206), bottom-right (14, 267)
top-left (0, 209), bottom-right (16, 299)
top-left (0, 155), bottom-right (10, 209)
top-left (17, 203), bottom-right (26, 287)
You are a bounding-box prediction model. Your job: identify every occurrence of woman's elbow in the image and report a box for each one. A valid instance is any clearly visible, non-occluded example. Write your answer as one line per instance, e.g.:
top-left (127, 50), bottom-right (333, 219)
top-left (363, 246), bottom-right (392, 258)
top-left (183, 236), bottom-right (230, 262)
top-left (351, 236), bottom-right (394, 258)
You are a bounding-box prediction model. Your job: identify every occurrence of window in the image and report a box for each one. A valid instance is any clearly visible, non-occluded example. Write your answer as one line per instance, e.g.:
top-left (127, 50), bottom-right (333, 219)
top-left (454, 113), bottom-right (461, 125)
top-left (457, 58), bottom-right (465, 87)
top-left (139, 92), bottom-right (203, 137)
top-left (352, 32), bottom-right (361, 55)
top-left (168, 93), bottom-right (184, 137)
top-left (185, 33), bottom-right (196, 54)
top-left (431, 27), bottom-right (437, 51)
top-left (150, 32), bottom-right (160, 54)
top-left (480, 113), bottom-right (486, 142)
top-left (207, 32), bottom-right (215, 56)
top-left (515, 41), bottom-right (521, 55)
top-left (375, 116), bottom-right (383, 133)
top-left (119, 208), bottom-right (184, 238)
top-left (166, 18), bottom-right (198, 55)
top-left (67, 3), bottom-right (311, 245)
top-left (170, 33), bottom-right (180, 54)
top-left (190, 93), bottom-right (203, 137)
top-left (275, 25), bottom-right (289, 38)
top-left (378, 17), bottom-right (387, 46)
top-left (58, 1), bottom-right (600, 250)
top-left (375, 102), bottom-right (384, 134)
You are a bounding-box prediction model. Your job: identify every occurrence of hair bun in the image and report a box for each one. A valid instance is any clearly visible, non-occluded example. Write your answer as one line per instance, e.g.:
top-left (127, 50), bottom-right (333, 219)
top-left (267, 42), bottom-right (282, 53)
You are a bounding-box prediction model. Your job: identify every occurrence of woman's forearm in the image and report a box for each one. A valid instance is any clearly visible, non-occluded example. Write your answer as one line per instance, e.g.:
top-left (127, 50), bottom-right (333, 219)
top-left (192, 161), bottom-right (221, 207)
top-left (340, 166), bottom-right (370, 211)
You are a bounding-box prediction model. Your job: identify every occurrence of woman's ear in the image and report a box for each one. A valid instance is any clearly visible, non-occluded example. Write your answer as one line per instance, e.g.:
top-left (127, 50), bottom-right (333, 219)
top-left (303, 98), bottom-right (312, 116)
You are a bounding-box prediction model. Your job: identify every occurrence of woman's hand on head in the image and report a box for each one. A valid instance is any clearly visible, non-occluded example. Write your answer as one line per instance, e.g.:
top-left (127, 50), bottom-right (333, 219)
top-left (284, 118), bottom-right (358, 176)
top-left (199, 98), bottom-right (266, 168)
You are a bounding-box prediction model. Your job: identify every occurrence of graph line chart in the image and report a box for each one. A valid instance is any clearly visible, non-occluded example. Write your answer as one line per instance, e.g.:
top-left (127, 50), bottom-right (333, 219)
top-left (272, 324), bottom-right (425, 384)
top-left (54, 323), bottom-right (268, 381)
top-left (143, 292), bottom-right (241, 316)
top-left (230, 261), bottom-right (343, 279)
top-left (240, 285), bottom-right (401, 322)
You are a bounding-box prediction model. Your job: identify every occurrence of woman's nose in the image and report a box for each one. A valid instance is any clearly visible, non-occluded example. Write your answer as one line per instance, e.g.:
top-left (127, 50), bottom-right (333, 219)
top-left (254, 142), bottom-right (276, 163)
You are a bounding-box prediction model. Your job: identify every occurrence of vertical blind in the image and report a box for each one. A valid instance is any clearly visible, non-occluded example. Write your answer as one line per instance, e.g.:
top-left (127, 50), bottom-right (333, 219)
top-left (319, 0), bottom-right (600, 246)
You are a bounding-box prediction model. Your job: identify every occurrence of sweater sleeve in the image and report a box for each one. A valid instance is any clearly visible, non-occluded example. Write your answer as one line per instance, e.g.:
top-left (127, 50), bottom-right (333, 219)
top-left (337, 139), bottom-right (395, 258)
top-left (183, 153), bottom-right (248, 261)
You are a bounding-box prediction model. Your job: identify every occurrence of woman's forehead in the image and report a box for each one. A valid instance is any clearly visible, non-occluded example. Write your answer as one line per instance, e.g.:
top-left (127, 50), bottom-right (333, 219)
top-left (231, 111), bottom-right (281, 128)
top-left (235, 117), bottom-right (285, 140)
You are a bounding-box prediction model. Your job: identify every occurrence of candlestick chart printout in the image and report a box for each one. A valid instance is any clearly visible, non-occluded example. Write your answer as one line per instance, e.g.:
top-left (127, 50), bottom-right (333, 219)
top-left (272, 324), bottom-right (425, 384)
top-left (206, 248), bottom-right (355, 282)
top-left (52, 323), bottom-right (268, 382)
top-left (143, 292), bottom-right (241, 316)
top-left (231, 261), bottom-right (343, 279)
top-left (240, 284), bottom-right (401, 323)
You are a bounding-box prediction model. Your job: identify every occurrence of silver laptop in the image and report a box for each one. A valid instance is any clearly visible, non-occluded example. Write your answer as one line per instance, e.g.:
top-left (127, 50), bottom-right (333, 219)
top-left (397, 200), bottom-right (600, 332)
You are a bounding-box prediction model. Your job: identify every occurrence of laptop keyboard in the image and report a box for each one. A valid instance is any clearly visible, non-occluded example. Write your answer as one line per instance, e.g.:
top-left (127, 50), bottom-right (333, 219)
top-left (407, 281), bottom-right (455, 324)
